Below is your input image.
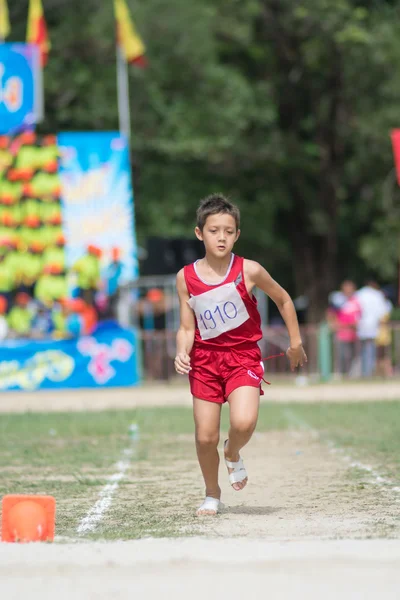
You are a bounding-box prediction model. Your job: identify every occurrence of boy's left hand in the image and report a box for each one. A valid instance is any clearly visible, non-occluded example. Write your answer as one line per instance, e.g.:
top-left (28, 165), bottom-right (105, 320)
top-left (286, 344), bottom-right (307, 371)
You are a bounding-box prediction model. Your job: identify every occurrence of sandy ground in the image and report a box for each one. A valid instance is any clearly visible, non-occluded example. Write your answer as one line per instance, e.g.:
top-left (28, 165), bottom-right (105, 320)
top-left (2, 429), bottom-right (399, 599)
top-left (1, 383), bottom-right (400, 598)
top-left (202, 430), bottom-right (400, 540)
top-left (0, 379), bottom-right (399, 412)
top-left (1, 538), bottom-right (400, 600)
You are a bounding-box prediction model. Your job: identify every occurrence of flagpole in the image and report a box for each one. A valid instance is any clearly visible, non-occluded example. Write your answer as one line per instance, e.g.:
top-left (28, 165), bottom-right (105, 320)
top-left (116, 44), bottom-right (131, 142)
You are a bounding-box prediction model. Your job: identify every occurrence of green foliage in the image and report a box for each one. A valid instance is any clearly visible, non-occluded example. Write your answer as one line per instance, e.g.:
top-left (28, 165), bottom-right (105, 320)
top-left (360, 218), bottom-right (400, 279)
top-left (8, 0), bottom-right (400, 318)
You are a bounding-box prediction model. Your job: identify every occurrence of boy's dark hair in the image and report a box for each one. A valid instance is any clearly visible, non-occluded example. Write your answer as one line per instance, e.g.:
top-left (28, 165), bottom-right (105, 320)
top-left (196, 193), bottom-right (240, 231)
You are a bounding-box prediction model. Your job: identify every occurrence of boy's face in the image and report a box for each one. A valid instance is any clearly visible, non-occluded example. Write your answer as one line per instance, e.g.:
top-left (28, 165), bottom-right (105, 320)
top-left (195, 213), bottom-right (240, 258)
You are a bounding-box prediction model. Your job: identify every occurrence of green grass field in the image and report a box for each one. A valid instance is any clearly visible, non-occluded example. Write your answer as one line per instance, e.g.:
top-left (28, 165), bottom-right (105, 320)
top-left (1, 400), bottom-right (399, 540)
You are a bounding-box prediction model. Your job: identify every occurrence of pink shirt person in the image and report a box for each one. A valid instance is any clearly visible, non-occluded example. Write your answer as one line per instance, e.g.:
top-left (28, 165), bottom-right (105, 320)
top-left (336, 296), bottom-right (361, 342)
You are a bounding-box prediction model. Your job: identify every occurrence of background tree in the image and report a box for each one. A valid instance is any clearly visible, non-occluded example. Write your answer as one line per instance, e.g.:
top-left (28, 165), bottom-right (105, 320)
top-left (8, 0), bottom-right (400, 320)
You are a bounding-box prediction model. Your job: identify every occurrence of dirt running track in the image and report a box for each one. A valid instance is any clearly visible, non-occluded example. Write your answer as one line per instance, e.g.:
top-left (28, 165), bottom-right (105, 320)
top-left (0, 538), bottom-right (400, 600)
top-left (1, 382), bottom-right (400, 599)
top-left (0, 379), bottom-right (399, 412)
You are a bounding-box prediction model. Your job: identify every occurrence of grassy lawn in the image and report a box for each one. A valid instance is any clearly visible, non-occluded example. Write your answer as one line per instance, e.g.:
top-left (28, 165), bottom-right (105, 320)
top-left (0, 400), bottom-right (399, 539)
top-left (269, 401), bottom-right (400, 479)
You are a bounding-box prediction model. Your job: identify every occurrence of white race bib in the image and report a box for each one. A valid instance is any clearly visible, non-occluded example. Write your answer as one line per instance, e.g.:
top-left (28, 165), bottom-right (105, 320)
top-left (187, 282), bottom-right (249, 340)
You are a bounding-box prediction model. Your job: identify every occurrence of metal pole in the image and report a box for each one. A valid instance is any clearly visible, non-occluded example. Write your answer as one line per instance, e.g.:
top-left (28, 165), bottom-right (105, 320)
top-left (34, 46), bottom-right (45, 123)
top-left (116, 44), bottom-right (131, 141)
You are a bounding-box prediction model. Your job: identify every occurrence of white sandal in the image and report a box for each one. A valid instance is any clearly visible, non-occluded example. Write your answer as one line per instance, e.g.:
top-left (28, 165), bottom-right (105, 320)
top-left (196, 496), bottom-right (224, 515)
top-left (224, 440), bottom-right (248, 488)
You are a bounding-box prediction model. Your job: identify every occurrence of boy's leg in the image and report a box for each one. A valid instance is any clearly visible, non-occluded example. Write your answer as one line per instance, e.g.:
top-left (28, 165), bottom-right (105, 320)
top-left (193, 397), bottom-right (222, 509)
top-left (225, 386), bottom-right (260, 491)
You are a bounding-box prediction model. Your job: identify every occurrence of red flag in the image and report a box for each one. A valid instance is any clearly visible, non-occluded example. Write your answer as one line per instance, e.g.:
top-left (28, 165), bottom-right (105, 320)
top-left (390, 130), bottom-right (400, 185)
top-left (26, 0), bottom-right (51, 67)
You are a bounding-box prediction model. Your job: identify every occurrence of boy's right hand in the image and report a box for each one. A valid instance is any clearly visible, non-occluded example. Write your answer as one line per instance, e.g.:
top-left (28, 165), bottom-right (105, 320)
top-left (174, 352), bottom-right (191, 375)
top-left (286, 344), bottom-right (307, 371)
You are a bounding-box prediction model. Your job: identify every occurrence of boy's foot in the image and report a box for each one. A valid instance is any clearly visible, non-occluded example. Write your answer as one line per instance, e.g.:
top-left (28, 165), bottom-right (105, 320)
top-left (224, 440), bottom-right (248, 491)
top-left (196, 496), bottom-right (224, 516)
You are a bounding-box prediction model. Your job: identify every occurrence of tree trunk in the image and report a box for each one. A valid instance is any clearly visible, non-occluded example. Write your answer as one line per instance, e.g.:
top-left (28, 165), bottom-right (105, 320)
top-left (286, 175), bottom-right (337, 322)
top-left (291, 229), bottom-right (337, 323)
top-left (258, 2), bottom-right (344, 320)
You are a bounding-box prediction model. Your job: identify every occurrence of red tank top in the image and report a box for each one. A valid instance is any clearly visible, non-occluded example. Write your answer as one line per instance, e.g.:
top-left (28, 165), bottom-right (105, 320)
top-left (184, 254), bottom-right (262, 350)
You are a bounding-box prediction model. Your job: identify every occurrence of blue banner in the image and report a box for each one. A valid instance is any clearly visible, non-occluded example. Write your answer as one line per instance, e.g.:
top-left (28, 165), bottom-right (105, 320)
top-left (0, 44), bottom-right (40, 135)
top-left (0, 323), bottom-right (140, 391)
top-left (57, 132), bottom-right (138, 285)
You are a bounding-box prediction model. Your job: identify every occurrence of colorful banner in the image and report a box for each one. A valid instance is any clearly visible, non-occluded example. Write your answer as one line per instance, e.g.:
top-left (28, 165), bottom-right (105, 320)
top-left (0, 43), bottom-right (42, 135)
top-left (57, 132), bottom-right (138, 285)
top-left (0, 322), bottom-right (140, 391)
top-left (0, 132), bottom-right (65, 308)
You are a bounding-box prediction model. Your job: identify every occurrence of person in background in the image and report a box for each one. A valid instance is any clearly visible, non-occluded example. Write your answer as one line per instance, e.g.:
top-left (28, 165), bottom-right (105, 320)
top-left (53, 299), bottom-right (83, 339)
top-left (0, 187), bottom-right (21, 226)
top-left (22, 197), bottom-right (41, 225)
top-left (64, 299), bottom-right (86, 338)
top-left (145, 288), bottom-right (167, 329)
top-left (42, 233), bottom-right (66, 272)
top-left (138, 288), bottom-right (170, 380)
top-left (30, 301), bottom-right (54, 339)
top-left (327, 280), bottom-right (361, 376)
top-left (81, 299), bottom-right (98, 335)
top-left (5, 238), bottom-right (22, 293)
top-left (35, 264), bottom-right (68, 307)
top-left (57, 298), bottom-right (98, 338)
top-left (137, 288), bottom-right (168, 331)
top-left (103, 247), bottom-right (123, 318)
top-left (356, 279), bottom-right (388, 377)
top-left (0, 296), bottom-right (8, 340)
top-left (70, 297), bottom-right (98, 335)
top-left (7, 292), bottom-right (34, 338)
top-left (0, 213), bottom-right (18, 243)
top-left (0, 242), bottom-right (15, 310)
top-left (52, 300), bottom-right (67, 339)
top-left (19, 214), bottom-right (42, 248)
top-left (18, 240), bottom-right (44, 297)
top-left (375, 288), bottom-right (393, 377)
top-left (71, 245), bottom-right (102, 306)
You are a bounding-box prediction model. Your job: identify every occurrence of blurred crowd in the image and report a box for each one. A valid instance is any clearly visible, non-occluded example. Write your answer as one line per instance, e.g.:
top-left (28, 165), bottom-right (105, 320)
top-left (0, 241), bottom-right (124, 341)
top-left (327, 279), bottom-right (395, 378)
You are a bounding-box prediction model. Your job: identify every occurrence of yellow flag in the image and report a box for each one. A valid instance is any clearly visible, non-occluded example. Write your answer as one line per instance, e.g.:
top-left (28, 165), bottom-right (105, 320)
top-left (114, 0), bottom-right (147, 66)
top-left (0, 0), bottom-right (10, 40)
top-left (26, 0), bottom-right (51, 67)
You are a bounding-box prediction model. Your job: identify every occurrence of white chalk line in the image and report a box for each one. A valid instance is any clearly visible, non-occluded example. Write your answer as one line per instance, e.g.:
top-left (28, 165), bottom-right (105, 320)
top-left (283, 409), bottom-right (400, 497)
top-left (77, 447), bottom-right (135, 535)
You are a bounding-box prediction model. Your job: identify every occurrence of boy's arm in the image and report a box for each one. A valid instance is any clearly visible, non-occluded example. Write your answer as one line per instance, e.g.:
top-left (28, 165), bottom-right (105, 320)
top-left (245, 260), bottom-right (307, 370)
top-left (175, 269), bottom-right (195, 375)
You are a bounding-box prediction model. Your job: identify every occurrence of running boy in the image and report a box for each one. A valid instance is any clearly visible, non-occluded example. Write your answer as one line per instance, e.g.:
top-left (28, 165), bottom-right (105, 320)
top-left (175, 194), bottom-right (307, 515)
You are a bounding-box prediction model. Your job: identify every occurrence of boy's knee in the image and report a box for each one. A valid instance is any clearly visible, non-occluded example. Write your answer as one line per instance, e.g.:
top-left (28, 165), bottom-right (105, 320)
top-left (196, 430), bottom-right (219, 448)
top-left (231, 419), bottom-right (256, 436)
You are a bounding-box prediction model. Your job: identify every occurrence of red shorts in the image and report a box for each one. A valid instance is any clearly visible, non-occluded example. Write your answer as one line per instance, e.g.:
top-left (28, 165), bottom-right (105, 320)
top-left (189, 344), bottom-right (265, 404)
